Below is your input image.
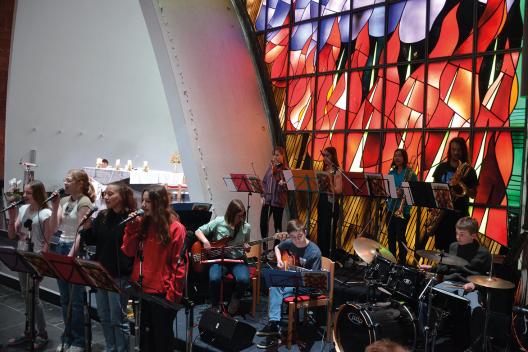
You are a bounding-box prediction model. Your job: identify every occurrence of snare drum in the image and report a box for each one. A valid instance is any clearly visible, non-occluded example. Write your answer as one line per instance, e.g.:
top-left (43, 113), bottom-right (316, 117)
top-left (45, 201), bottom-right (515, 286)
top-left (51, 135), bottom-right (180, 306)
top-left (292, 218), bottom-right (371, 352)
top-left (333, 301), bottom-right (416, 352)
top-left (364, 256), bottom-right (394, 286)
top-left (387, 265), bottom-right (427, 300)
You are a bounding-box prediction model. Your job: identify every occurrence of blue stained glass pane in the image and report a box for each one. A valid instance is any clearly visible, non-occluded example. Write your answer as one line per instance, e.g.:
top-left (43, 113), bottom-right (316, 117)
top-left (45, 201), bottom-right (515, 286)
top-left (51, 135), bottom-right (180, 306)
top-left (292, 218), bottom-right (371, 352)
top-left (256, 6), bottom-right (266, 31)
top-left (268, 0), bottom-right (291, 29)
top-left (319, 17), bottom-right (335, 50)
top-left (339, 14), bottom-right (350, 42)
top-left (351, 10), bottom-right (372, 40)
top-left (368, 6), bottom-right (385, 37)
top-left (295, 0), bottom-right (319, 22)
top-left (291, 22), bottom-right (317, 50)
top-left (388, 2), bottom-right (405, 34)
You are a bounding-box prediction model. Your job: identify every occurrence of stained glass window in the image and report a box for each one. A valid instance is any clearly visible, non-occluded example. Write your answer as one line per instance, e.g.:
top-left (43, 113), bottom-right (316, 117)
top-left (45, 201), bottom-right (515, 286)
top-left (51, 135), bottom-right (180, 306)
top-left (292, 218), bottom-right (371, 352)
top-left (245, 0), bottom-right (525, 248)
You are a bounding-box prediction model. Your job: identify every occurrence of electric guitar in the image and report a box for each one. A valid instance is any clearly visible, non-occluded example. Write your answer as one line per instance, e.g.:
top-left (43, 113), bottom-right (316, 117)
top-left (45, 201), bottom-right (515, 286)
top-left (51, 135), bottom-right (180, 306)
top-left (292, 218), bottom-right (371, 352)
top-left (191, 232), bottom-right (287, 273)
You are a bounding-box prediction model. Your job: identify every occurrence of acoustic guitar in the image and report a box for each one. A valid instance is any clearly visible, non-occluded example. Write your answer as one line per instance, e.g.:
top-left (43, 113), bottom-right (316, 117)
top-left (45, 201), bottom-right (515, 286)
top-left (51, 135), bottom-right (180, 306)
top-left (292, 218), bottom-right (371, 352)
top-left (191, 232), bottom-right (287, 273)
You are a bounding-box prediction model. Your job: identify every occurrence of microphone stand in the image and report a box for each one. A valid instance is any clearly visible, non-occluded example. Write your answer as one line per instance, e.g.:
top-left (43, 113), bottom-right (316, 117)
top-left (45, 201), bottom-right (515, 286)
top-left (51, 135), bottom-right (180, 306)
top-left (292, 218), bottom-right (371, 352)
top-left (177, 254), bottom-right (194, 352)
top-left (134, 240), bottom-right (144, 352)
top-left (24, 221), bottom-right (36, 352)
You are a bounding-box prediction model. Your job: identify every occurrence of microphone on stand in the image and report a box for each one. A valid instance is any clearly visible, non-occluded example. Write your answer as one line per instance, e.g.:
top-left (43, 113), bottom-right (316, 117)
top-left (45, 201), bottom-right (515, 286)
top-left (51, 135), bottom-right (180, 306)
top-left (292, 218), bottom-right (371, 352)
top-left (119, 209), bottom-right (145, 226)
top-left (0, 198), bottom-right (26, 213)
top-left (79, 207), bottom-right (99, 227)
top-left (42, 188), bottom-right (65, 205)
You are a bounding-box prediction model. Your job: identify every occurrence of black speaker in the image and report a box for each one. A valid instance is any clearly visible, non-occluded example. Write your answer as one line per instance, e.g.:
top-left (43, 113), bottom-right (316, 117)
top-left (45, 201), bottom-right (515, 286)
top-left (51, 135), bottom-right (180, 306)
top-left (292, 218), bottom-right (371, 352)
top-left (198, 310), bottom-right (256, 351)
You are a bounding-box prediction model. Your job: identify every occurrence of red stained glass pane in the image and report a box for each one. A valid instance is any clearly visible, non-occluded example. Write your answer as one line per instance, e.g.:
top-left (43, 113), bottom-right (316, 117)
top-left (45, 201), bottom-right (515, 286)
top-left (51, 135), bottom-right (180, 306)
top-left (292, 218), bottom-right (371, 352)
top-left (286, 78), bottom-right (315, 131)
top-left (315, 73), bottom-right (347, 130)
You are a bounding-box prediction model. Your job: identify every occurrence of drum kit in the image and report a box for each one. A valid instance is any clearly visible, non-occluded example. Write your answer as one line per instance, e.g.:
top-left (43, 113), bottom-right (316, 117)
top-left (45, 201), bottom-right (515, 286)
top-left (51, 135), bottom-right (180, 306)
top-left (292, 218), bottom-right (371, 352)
top-left (333, 238), bottom-right (516, 352)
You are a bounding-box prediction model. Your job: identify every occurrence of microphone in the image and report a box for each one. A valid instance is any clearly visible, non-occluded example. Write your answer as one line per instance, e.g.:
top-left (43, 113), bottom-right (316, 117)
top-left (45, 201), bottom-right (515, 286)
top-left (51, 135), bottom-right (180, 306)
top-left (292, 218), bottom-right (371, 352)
top-left (42, 188), bottom-right (65, 205)
top-left (0, 198), bottom-right (25, 213)
top-left (23, 219), bottom-right (33, 231)
top-left (79, 206), bottom-right (99, 227)
top-left (119, 209), bottom-right (144, 226)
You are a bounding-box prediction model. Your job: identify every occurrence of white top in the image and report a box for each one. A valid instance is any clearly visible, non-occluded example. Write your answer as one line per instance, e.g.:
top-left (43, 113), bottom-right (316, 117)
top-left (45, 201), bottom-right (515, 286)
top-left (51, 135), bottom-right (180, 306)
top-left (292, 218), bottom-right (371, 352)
top-left (58, 195), bottom-right (92, 243)
top-left (16, 204), bottom-right (52, 253)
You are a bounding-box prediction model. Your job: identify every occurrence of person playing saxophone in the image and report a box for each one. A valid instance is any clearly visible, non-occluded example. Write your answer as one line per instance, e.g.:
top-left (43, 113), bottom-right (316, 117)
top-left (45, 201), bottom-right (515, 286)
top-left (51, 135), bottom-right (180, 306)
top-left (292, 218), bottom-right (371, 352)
top-left (431, 137), bottom-right (478, 252)
top-left (387, 149), bottom-right (417, 263)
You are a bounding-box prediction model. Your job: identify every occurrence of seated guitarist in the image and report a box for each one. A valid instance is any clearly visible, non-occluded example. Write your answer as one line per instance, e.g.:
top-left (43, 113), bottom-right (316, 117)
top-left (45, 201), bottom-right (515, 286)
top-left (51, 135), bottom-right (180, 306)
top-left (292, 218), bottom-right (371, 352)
top-left (195, 199), bottom-right (251, 314)
top-left (257, 219), bottom-right (322, 349)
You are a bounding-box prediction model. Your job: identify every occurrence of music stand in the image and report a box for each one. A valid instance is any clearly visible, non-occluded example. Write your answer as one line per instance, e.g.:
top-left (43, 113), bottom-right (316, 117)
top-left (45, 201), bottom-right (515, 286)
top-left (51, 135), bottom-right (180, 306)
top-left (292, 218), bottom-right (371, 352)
top-left (43, 252), bottom-right (121, 352)
top-left (224, 173), bottom-right (264, 221)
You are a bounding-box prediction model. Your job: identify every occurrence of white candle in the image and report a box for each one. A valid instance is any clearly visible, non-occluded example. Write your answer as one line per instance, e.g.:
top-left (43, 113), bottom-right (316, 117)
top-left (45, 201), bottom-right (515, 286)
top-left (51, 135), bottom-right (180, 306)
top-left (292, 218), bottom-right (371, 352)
top-left (96, 158), bottom-right (102, 167)
top-left (115, 159), bottom-right (121, 169)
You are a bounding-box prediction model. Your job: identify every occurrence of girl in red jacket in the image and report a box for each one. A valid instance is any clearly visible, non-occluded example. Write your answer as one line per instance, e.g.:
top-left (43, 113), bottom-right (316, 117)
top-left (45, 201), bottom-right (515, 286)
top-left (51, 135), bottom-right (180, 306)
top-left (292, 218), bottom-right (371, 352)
top-left (121, 185), bottom-right (186, 352)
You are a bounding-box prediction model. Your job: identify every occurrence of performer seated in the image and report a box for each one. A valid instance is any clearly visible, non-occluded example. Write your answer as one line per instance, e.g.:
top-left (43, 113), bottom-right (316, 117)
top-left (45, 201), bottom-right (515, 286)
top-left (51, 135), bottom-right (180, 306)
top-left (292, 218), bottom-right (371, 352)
top-left (121, 185), bottom-right (186, 352)
top-left (256, 219), bottom-right (322, 349)
top-left (421, 216), bottom-right (491, 350)
top-left (194, 199), bottom-right (251, 314)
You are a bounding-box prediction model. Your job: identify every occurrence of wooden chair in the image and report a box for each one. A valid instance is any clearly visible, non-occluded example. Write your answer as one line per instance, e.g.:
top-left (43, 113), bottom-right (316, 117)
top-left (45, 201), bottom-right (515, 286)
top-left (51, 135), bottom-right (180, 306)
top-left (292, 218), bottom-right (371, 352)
top-left (283, 257), bottom-right (335, 349)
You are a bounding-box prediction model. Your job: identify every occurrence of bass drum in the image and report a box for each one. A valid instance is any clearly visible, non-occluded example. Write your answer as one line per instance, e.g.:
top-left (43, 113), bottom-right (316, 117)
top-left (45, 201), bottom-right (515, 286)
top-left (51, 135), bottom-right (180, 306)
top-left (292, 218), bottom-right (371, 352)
top-left (333, 301), bottom-right (416, 352)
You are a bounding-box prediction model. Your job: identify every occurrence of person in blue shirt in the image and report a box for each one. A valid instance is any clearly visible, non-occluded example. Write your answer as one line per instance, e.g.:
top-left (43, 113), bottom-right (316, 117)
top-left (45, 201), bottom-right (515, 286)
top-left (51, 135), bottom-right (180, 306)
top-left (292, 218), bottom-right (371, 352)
top-left (387, 149), bottom-right (417, 263)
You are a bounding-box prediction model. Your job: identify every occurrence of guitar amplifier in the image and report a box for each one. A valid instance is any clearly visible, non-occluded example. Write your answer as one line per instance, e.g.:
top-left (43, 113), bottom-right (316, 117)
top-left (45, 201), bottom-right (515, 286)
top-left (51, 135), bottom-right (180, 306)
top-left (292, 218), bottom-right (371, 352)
top-left (198, 310), bottom-right (256, 351)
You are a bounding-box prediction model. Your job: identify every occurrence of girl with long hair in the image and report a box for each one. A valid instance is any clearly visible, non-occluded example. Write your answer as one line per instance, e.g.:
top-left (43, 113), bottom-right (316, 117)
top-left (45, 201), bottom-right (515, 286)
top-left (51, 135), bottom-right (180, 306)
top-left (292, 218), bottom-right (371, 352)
top-left (317, 146), bottom-right (342, 258)
top-left (49, 169), bottom-right (96, 352)
top-left (6, 180), bottom-right (52, 350)
top-left (260, 146), bottom-right (289, 251)
top-left (80, 182), bottom-right (137, 352)
top-left (121, 185), bottom-right (186, 352)
top-left (195, 199), bottom-right (251, 314)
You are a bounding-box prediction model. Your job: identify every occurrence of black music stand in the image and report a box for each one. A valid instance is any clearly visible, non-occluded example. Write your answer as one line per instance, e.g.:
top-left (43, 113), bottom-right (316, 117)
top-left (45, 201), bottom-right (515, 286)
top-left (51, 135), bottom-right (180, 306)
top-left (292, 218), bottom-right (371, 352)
top-left (0, 246), bottom-right (41, 352)
top-left (224, 173), bottom-right (264, 222)
top-left (43, 252), bottom-right (120, 352)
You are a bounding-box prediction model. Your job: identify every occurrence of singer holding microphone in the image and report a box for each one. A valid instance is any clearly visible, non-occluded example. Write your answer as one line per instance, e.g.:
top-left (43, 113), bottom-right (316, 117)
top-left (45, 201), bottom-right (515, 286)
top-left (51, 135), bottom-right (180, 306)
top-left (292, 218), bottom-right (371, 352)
top-left (79, 182), bottom-right (137, 352)
top-left (121, 185), bottom-right (186, 352)
top-left (5, 180), bottom-right (52, 350)
top-left (49, 169), bottom-right (96, 352)
top-left (318, 146), bottom-right (342, 258)
top-left (260, 146), bottom-right (289, 251)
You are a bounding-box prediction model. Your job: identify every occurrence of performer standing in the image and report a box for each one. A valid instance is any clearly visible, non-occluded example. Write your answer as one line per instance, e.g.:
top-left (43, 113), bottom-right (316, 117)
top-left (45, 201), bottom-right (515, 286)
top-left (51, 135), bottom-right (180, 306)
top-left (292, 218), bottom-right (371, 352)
top-left (195, 199), bottom-right (251, 314)
top-left (49, 169), bottom-right (96, 352)
top-left (256, 219), bottom-right (322, 349)
top-left (260, 146), bottom-right (289, 251)
top-left (80, 182), bottom-right (137, 352)
top-left (317, 146), bottom-right (342, 258)
top-left (121, 185), bottom-right (186, 352)
top-left (432, 137), bottom-right (478, 252)
top-left (6, 180), bottom-right (52, 350)
top-left (386, 149), bottom-right (417, 263)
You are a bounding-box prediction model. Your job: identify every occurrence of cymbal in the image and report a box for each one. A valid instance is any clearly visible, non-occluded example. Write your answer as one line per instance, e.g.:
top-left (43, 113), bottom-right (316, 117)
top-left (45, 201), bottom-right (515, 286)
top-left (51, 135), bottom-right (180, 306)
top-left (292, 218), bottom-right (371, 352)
top-left (353, 237), bottom-right (396, 264)
top-left (416, 249), bottom-right (469, 267)
top-left (467, 275), bottom-right (515, 290)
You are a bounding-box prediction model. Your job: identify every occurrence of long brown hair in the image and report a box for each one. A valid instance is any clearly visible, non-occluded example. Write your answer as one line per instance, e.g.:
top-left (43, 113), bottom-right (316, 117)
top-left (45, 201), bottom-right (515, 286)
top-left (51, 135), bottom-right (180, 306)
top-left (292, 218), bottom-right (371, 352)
top-left (140, 185), bottom-right (176, 246)
top-left (102, 182), bottom-right (137, 220)
top-left (447, 137), bottom-right (469, 163)
top-left (27, 180), bottom-right (49, 210)
top-left (68, 169), bottom-right (96, 202)
top-left (323, 146), bottom-right (340, 171)
top-left (224, 199), bottom-right (246, 234)
top-left (274, 146), bottom-right (290, 169)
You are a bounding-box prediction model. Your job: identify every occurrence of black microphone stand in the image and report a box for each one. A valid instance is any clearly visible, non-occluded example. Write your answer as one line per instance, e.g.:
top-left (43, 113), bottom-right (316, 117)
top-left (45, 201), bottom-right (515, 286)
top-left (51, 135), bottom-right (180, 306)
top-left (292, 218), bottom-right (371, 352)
top-left (24, 220), bottom-right (36, 352)
top-left (178, 254), bottom-right (194, 352)
top-left (134, 240), bottom-right (144, 352)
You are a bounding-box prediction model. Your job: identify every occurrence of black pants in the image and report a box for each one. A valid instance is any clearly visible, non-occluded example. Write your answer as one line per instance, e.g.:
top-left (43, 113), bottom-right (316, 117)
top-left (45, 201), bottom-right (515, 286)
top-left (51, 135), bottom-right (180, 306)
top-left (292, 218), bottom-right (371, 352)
top-left (260, 204), bottom-right (284, 250)
top-left (387, 212), bottom-right (409, 263)
top-left (140, 295), bottom-right (177, 352)
top-left (317, 195), bottom-right (340, 259)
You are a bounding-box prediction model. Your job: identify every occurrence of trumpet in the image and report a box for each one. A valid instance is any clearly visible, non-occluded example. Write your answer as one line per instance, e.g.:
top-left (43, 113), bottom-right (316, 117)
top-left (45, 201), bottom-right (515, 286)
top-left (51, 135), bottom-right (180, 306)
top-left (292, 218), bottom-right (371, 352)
top-left (394, 168), bottom-right (412, 219)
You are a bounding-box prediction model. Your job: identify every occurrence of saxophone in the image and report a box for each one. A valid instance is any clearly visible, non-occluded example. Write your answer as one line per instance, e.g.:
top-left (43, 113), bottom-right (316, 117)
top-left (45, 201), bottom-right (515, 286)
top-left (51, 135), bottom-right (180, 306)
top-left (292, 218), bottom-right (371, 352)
top-left (394, 168), bottom-right (412, 219)
top-left (426, 160), bottom-right (472, 233)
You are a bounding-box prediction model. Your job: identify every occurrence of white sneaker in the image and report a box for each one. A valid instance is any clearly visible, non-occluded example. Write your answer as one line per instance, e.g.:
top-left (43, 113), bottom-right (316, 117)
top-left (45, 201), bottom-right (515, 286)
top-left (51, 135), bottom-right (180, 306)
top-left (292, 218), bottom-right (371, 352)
top-left (56, 344), bottom-right (70, 352)
top-left (67, 346), bottom-right (84, 352)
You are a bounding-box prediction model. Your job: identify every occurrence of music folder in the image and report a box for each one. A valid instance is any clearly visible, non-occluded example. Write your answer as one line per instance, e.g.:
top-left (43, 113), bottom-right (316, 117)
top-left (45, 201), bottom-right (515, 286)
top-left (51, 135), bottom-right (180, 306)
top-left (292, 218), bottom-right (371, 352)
top-left (261, 268), bottom-right (330, 291)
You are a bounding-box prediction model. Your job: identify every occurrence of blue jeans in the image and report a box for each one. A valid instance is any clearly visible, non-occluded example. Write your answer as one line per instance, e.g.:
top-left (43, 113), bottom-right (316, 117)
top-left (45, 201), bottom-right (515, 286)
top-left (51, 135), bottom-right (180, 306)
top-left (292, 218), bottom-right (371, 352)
top-left (95, 278), bottom-right (129, 352)
top-left (268, 287), bottom-right (311, 322)
top-left (54, 241), bottom-right (86, 348)
top-left (209, 263), bottom-right (250, 306)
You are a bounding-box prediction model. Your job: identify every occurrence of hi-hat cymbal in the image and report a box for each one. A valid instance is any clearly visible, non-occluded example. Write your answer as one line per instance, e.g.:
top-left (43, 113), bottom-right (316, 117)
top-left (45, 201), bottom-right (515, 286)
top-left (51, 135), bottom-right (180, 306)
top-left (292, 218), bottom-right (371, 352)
top-left (353, 237), bottom-right (396, 264)
top-left (467, 275), bottom-right (515, 290)
top-left (416, 249), bottom-right (469, 267)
